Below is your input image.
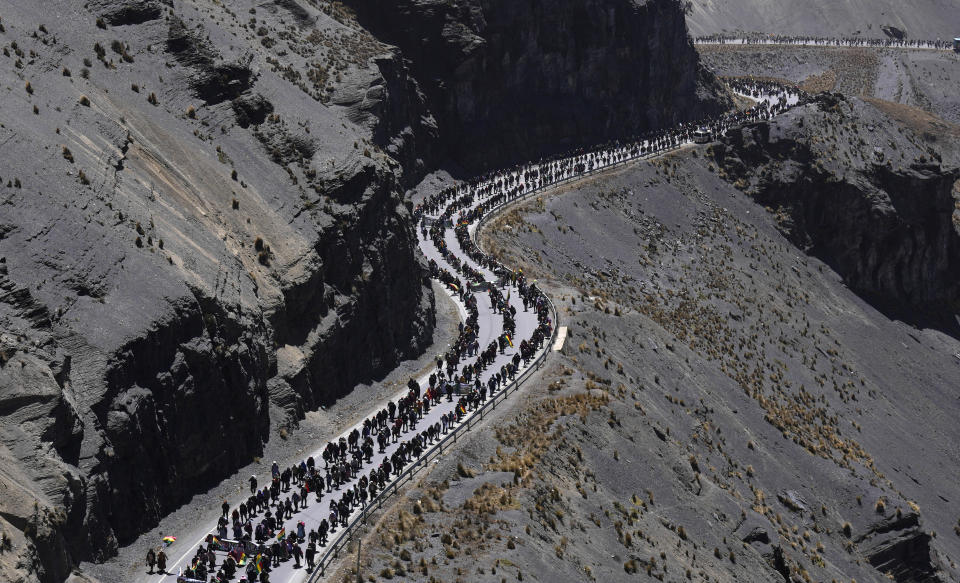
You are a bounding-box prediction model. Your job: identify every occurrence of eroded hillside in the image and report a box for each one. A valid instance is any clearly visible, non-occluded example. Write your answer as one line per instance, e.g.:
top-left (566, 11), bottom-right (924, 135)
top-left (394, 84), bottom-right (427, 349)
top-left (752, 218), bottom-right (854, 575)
top-left (686, 0), bottom-right (960, 41)
top-left (699, 45), bottom-right (960, 125)
top-left (350, 97), bottom-right (960, 583)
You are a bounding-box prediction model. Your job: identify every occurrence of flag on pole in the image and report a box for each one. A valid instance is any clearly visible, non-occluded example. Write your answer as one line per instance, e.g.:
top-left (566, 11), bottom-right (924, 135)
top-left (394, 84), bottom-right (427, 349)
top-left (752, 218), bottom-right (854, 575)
top-left (255, 554), bottom-right (264, 573)
top-left (505, 334), bottom-right (513, 347)
top-left (162, 536), bottom-right (177, 546)
top-left (277, 527), bottom-right (286, 540)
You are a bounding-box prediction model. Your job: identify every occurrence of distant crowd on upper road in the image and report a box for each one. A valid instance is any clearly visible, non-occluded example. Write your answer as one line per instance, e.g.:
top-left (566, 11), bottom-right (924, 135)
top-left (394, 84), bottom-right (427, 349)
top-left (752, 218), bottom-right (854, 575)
top-left (412, 79), bottom-right (805, 216)
top-left (695, 35), bottom-right (953, 50)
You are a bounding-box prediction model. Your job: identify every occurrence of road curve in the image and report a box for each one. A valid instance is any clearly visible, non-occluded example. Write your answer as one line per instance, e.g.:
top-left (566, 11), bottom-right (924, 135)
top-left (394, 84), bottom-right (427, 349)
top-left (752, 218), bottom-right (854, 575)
top-left (151, 80), bottom-right (804, 583)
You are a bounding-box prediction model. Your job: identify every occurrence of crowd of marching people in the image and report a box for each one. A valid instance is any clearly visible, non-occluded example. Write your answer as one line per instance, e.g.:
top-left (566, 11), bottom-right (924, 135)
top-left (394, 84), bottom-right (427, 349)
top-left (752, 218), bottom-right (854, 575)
top-left (162, 80), bottom-right (805, 583)
top-left (695, 34), bottom-right (951, 50)
top-left (415, 82), bottom-right (804, 225)
top-left (165, 129), bottom-right (559, 583)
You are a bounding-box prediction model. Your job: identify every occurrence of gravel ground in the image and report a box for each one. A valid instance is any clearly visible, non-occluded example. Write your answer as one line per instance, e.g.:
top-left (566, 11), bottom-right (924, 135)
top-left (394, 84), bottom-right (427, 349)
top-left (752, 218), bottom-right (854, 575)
top-left (77, 280), bottom-right (461, 583)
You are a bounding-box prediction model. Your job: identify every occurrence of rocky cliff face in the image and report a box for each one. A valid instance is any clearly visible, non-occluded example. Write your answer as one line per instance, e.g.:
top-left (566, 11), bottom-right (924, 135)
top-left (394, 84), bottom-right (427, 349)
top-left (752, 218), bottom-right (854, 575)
top-left (0, 0), bottom-right (724, 581)
top-left (348, 0), bottom-right (730, 172)
top-left (712, 94), bottom-right (960, 333)
top-left (0, 1), bottom-right (436, 580)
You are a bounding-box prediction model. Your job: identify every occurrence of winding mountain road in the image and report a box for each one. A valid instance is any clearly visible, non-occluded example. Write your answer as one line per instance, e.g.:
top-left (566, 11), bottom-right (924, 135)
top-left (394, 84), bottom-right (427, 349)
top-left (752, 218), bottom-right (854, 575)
top-left (152, 81), bottom-right (803, 583)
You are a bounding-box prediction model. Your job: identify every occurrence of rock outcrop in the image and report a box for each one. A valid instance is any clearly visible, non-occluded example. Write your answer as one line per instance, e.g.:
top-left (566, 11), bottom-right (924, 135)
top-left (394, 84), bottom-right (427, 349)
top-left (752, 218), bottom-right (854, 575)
top-left (856, 512), bottom-right (946, 582)
top-left (712, 94), bottom-right (960, 333)
top-left (347, 0), bottom-right (730, 172)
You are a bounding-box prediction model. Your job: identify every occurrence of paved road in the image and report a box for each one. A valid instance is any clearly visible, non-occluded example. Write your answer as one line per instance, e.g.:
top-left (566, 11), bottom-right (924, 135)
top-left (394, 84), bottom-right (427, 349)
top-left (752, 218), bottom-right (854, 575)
top-left (695, 37), bottom-right (951, 51)
top-left (149, 82), bottom-right (802, 583)
top-left (155, 158), bottom-right (545, 583)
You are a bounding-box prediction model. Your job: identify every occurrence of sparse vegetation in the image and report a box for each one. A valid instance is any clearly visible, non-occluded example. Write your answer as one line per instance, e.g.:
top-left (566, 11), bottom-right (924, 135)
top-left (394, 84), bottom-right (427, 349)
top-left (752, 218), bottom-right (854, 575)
top-left (875, 498), bottom-right (886, 515)
top-left (456, 462), bottom-right (475, 478)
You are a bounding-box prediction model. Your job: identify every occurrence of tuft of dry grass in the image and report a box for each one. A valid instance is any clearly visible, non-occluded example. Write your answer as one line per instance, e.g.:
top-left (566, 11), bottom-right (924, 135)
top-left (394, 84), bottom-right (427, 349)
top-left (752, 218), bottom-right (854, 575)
top-left (488, 392), bottom-right (609, 485)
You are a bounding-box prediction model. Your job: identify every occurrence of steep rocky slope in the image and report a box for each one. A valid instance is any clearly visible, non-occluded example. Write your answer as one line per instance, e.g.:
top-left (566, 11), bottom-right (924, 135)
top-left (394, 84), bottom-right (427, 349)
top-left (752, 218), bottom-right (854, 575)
top-left (698, 45), bottom-right (960, 126)
top-left (0, 1), bottom-right (433, 581)
top-left (713, 94), bottom-right (960, 333)
top-left (0, 0), bottom-right (725, 581)
top-left (686, 0), bottom-right (960, 41)
top-left (351, 98), bottom-right (960, 582)
top-left (346, 0), bottom-right (730, 172)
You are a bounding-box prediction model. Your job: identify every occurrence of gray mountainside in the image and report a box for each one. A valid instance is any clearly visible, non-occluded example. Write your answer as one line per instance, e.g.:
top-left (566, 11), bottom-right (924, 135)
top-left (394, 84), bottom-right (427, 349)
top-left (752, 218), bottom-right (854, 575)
top-left (0, 0), bottom-right (722, 581)
top-left (347, 0), bottom-right (729, 172)
top-left (686, 0), bottom-right (960, 41)
top-left (356, 95), bottom-right (960, 583)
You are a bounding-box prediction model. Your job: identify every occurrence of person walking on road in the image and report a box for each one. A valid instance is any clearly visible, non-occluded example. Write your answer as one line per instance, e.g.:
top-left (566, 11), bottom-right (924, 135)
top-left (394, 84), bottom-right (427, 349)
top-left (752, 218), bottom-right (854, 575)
top-left (156, 549), bottom-right (167, 574)
top-left (305, 541), bottom-right (316, 571)
top-left (292, 542), bottom-right (303, 568)
top-left (145, 548), bottom-right (156, 573)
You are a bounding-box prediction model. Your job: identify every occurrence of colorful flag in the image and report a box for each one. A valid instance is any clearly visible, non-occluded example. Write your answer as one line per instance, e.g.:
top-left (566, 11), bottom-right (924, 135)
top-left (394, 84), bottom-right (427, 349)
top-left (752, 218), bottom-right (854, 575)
top-left (505, 334), bottom-right (513, 347)
top-left (237, 552), bottom-right (247, 566)
top-left (162, 536), bottom-right (177, 546)
top-left (449, 283), bottom-right (458, 291)
top-left (255, 553), bottom-right (264, 573)
top-left (277, 527), bottom-right (285, 540)
top-left (211, 536), bottom-right (220, 547)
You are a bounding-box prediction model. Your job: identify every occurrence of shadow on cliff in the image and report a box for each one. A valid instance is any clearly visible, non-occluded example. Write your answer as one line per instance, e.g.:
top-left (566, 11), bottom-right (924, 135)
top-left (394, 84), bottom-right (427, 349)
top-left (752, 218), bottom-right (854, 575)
top-left (712, 94), bottom-right (960, 339)
top-left (343, 0), bottom-right (730, 174)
